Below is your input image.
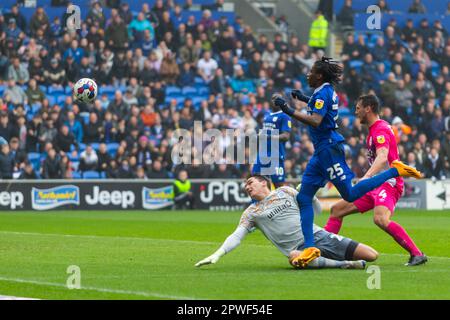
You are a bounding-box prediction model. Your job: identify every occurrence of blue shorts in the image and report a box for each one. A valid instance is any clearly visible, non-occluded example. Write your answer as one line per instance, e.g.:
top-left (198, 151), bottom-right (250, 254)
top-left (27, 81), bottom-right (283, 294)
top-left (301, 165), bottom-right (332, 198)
top-left (252, 159), bottom-right (286, 184)
top-left (301, 143), bottom-right (354, 188)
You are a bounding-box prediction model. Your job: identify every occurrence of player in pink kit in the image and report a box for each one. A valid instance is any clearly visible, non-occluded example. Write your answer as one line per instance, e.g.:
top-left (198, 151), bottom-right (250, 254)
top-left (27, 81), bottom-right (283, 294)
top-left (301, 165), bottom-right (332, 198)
top-left (324, 95), bottom-right (427, 266)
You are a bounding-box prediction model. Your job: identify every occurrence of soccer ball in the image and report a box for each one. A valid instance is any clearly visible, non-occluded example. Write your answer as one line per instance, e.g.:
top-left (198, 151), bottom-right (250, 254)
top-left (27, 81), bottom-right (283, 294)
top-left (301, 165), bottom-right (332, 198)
top-left (73, 78), bottom-right (98, 103)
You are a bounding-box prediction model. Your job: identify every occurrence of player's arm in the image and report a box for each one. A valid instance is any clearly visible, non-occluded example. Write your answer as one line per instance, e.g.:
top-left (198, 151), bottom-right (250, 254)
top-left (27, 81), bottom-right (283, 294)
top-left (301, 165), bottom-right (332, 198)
top-left (273, 96), bottom-right (323, 128)
top-left (362, 146), bottom-right (389, 179)
top-left (195, 225), bottom-right (249, 267)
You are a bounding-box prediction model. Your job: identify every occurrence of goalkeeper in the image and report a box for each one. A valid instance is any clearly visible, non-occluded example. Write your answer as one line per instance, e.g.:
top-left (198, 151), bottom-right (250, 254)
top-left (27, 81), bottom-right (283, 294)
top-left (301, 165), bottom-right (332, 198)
top-left (196, 175), bottom-right (378, 269)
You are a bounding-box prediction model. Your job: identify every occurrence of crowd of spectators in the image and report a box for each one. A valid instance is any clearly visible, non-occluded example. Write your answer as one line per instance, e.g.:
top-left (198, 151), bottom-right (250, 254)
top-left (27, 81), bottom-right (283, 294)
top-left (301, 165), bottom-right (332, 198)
top-left (0, 0), bottom-right (449, 182)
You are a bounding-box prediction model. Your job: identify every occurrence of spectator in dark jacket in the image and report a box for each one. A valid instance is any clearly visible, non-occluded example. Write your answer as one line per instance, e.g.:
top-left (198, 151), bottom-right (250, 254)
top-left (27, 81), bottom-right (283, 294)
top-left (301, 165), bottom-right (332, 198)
top-left (53, 125), bottom-right (77, 154)
top-left (0, 137), bottom-right (14, 179)
top-left (42, 148), bottom-right (62, 179)
top-left (19, 162), bottom-right (38, 179)
top-left (424, 148), bottom-right (445, 179)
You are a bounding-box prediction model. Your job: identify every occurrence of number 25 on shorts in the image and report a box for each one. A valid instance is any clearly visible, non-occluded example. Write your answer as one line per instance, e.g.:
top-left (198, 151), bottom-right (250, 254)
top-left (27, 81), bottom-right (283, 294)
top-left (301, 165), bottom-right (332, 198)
top-left (327, 163), bottom-right (346, 181)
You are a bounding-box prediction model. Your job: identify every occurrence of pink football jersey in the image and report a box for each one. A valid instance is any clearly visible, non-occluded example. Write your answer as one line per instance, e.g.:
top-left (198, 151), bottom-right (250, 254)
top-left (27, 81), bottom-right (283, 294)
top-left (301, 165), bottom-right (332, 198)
top-left (367, 119), bottom-right (404, 190)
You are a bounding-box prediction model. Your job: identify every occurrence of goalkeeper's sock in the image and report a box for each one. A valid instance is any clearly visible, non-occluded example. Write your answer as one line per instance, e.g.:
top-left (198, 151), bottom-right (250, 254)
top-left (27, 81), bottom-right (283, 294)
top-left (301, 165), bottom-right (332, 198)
top-left (324, 217), bottom-right (343, 234)
top-left (306, 257), bottom-right (347, 269)
top-left (386, 221), bottom-right (422, 256)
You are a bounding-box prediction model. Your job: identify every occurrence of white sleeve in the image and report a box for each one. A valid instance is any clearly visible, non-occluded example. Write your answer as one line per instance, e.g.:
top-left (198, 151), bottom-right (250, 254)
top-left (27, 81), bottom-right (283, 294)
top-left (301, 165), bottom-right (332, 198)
top-left (218, 225), bottom-right (249, 254)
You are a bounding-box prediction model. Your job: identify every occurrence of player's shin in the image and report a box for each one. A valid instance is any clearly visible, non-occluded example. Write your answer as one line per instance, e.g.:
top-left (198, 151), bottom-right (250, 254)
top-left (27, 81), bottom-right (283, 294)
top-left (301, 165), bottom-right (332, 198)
top-left (305, 257), bottom-right (365, 269)
top-left (297, 190), bottom-right (317, 248)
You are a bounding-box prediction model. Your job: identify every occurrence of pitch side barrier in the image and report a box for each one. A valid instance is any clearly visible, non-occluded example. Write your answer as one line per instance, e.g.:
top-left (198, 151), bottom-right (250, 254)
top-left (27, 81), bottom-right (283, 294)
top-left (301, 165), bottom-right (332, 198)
top-left (0, 179), bottom-right (447, 211)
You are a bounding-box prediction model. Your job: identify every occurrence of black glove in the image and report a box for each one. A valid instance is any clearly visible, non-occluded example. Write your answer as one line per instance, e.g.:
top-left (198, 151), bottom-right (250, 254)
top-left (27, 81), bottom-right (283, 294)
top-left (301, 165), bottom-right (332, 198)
top-left (291, 90), bottom-right (310, 103)
top-left (274, 96), bottom-right (295, 116)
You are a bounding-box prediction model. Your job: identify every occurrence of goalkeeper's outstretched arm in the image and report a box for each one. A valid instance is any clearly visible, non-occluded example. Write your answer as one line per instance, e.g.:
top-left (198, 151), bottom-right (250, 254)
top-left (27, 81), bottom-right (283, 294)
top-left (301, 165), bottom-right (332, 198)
top-left (195, 226), bottom-right (249, 267)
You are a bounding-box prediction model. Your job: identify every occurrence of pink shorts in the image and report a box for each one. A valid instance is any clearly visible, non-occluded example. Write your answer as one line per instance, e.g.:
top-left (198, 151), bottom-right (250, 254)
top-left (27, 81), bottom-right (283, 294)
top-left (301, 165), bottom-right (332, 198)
top-left (354, 182), bottom-right (402, 214)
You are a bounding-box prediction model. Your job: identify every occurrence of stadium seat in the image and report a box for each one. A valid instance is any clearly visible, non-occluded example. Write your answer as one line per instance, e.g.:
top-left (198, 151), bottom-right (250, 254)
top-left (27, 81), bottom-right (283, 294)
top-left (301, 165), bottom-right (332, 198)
top-left (196, 86), bottom-right (210, 96)
top-left (57, 95), bottom-right (67, 105)
top-left (99, 85), bottom-right (116, 96)
top-left (48, 86), bottom-right (65, 95)
top-left (82, 171), bottom-right (101, 179)
top-left (47, 96), bottom-right (56, 106)
top-left (80, 113), bottom-right (90, 125)
top-left (28, 152), bottom-right (41, 170)
top-left (90, 143), bottom-right (100, 151)
top-left (182, 87), bottom-right (197, 96)
top-left (349, 60), bottom-right (363, 71)
top-left (71, 171), bottom-right (82, 179)
top-left (166, 86), bottom-right (182, 96)
top-left (39, 85), bottom-right (47, 94)
top-left (64, 86), bottom-right (73, 95)
top-left (194, 77), bottom-right (206, 85)
top-left (106, 143), bottom-right (120, 156)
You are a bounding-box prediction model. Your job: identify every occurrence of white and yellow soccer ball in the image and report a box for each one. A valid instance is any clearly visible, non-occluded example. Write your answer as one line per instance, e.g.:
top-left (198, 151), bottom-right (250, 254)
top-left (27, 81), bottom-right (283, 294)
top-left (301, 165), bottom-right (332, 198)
top-left (73, 78), bottom-right (98, 103)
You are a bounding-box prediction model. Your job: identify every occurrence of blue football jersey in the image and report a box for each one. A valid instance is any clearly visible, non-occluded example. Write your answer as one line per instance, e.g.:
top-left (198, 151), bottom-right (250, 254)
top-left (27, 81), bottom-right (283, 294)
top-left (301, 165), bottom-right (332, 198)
top-left (260, 111), bottom-right (291, 160)
top-left (307, 83), bottom-right (345, 154)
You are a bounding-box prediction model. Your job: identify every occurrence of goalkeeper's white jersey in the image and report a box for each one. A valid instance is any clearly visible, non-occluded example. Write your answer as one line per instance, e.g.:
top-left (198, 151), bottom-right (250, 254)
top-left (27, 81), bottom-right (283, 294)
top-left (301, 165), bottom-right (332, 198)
top-left (239, 187), bottom-right (322, 256)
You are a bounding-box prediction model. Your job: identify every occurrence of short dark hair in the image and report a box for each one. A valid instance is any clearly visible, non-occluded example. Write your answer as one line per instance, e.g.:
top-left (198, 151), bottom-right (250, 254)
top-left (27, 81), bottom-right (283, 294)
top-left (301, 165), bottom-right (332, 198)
top-left (247, 174), bottom-right (272, 187)
top-left (357, 94), bottom-right (380, 114)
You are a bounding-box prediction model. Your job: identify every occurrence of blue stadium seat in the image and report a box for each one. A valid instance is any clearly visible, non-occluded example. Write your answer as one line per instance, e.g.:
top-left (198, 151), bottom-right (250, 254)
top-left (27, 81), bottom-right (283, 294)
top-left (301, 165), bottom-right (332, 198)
top-left (194, 77), bottom-right (206, 85)
top-left (78, 143), bottom-right (86, 152)
top-left (196, 86), bottom-right (209, 96)
top-left (48, 86), bottom-right (65, 95)
top-left (349, 60), bottom-right (364, 71)
top-left (64, 86), bottom-right (73, 95)
top-left (90, 142), bottom-right (100, 151)
top-left (99, 85), bottom-right (116, 96)
top-left (39, 85), bottom-right (47, 94)
top-left (28, 152), bottom-right (41, 170)
top-left (166, 86), bottom-right (182, 96)
top-left (47, 96), bottom-right (56, 106)
top-left (56, 95), bottom-right (67, 105)
top-left (182, 86), bottom-right (197, 95)
top-left (72, 171), bottom-right (82, 179)
top-left (80, 113), bottom-right (90, 125)
top-left (106, 143), bottom-right (119, 156)
top-left (82, 171), bottom-right (101, 179)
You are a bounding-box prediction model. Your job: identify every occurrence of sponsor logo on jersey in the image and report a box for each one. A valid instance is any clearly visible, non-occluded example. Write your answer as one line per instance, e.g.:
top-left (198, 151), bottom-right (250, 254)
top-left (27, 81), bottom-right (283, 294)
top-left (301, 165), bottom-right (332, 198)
top-left (32, 185), bottom-right (79, 210)
top-left (377, 135), bottom-right (385, 144)
top-left (288, 120), bottom-right (292, 128)
top-left (315, 99), bottom-right (324, 110)
top-left (142, 186), bottom-right (174, 210)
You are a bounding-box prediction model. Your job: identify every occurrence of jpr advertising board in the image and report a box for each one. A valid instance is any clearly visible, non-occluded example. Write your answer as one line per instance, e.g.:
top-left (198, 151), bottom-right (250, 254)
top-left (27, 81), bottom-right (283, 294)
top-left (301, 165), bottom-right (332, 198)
top-left (0, 179), bottom-right (447, 211)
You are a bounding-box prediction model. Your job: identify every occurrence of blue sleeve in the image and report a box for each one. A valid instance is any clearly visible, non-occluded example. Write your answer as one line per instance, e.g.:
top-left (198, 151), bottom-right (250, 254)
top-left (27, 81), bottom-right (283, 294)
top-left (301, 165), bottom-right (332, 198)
top-left (280, 114), bottom-right (292, 133)
top-left (310, 91), bottom-right (328, 118)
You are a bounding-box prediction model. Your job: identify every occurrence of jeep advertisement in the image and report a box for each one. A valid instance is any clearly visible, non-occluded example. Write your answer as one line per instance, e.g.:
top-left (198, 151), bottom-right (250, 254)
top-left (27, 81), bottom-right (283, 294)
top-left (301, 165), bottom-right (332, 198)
top-left (0, 180), bottom-right (250, 211)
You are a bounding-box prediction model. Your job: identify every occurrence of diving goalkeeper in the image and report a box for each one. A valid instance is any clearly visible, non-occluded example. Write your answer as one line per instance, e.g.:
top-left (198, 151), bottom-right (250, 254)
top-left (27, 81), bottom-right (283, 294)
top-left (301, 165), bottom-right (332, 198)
top-left (195, 175), bottom-right (379, 269)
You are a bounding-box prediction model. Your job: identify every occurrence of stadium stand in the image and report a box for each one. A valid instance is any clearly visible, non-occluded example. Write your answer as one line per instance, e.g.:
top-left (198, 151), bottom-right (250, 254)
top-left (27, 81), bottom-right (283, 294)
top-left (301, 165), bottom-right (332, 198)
top-left (0, 0), bottom-right (448, 181)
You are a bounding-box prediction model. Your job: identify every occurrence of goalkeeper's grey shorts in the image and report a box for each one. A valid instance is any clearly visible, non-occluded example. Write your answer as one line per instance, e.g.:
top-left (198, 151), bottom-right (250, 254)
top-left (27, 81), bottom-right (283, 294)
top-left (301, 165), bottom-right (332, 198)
top-left (298, 230), bottom-right (359, 261)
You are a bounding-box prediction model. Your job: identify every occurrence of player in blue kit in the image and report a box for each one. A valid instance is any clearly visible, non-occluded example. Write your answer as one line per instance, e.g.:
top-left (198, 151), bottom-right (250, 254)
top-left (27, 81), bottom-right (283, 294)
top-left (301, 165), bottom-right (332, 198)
top-left (273, 57), bottom-right (422, 268)
top-left (252, 93), bottom-right (292, 188)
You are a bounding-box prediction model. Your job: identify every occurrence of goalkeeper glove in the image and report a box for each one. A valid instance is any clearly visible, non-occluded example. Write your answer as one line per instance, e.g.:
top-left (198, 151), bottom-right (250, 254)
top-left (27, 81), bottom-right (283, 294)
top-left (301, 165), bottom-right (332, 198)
top-left (195, 248), bottom-right (226, 267)
top-left (291, 90), bottom-right (310, 103)
top-left (273, 96), bottom-right (295, 117)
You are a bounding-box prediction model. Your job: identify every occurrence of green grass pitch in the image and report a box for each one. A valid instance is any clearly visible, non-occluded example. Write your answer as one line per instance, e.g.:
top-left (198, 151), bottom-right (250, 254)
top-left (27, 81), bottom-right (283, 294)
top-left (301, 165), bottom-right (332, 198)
top-left (0, 209), bottom-right (448, 300)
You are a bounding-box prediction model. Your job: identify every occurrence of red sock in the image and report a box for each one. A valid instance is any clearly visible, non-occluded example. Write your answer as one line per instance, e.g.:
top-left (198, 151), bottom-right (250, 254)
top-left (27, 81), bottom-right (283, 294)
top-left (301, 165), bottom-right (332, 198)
top-left (386, 221), bottom-right (422, 256)
top-left (324, 217), bottom-right (343, 234)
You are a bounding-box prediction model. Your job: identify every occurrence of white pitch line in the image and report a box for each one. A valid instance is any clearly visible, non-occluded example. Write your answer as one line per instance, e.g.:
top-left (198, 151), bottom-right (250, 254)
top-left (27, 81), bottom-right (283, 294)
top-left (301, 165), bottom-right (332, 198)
top-left (0, 277), bottom-right (202, 300)
top-left (0, 295), bottom-right (39, 300)
top-left (0, 230), bottom-right (449, 260)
